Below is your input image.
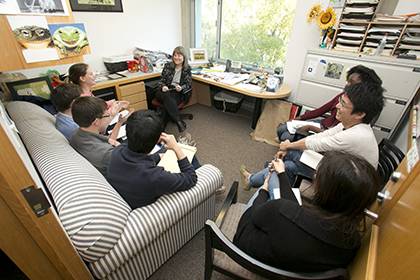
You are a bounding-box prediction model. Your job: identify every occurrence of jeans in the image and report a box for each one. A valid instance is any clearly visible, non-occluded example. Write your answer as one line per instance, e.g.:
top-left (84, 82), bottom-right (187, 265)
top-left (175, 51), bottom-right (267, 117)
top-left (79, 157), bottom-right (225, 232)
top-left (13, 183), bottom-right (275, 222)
top-left (249, 149), bottom-right (314, 189)
top-left (276, 123), bottom-right (294, 141)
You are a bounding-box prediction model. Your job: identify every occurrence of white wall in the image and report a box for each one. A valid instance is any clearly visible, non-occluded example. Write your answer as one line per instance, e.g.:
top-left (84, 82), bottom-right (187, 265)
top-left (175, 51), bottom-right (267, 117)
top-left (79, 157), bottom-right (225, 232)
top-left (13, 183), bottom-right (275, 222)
top-left (394, 0), bottom-right (420, 14)
top-left (8, 0), bottom-right (182, 77)
top-left (283, 0), bottom-right (326, 100)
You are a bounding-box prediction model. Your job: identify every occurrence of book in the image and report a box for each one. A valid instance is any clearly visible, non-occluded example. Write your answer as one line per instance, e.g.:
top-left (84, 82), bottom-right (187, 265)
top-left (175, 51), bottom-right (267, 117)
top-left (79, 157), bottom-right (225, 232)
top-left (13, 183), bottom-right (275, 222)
top-left (158, 143), bottom-right (197, 173)
top-left (289, 104), bottom-right (301, 120)
top-left (299, 150), bottom-right (324, 170)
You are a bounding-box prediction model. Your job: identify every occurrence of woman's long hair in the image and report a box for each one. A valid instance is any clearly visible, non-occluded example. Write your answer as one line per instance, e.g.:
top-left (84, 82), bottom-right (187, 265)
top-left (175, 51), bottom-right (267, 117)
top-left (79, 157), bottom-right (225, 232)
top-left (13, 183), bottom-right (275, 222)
top-left (310, 151), bottom-right (380, 237)
top-left (68, 63), bottom-right (89, 85)
top-left (172, 46), bottom-right (189, 70)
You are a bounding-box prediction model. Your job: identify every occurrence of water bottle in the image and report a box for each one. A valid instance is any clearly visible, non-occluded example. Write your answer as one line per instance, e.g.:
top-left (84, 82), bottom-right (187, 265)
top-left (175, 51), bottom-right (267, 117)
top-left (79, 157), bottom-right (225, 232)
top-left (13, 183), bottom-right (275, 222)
top-left (375, 33), bottom-right (388, 56)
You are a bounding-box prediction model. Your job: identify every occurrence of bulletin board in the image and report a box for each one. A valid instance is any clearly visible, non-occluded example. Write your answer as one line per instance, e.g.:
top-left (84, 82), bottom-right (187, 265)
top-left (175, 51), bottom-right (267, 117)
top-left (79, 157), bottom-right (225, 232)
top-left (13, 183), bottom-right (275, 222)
top-left (0, 0), bottom-right (90, 72)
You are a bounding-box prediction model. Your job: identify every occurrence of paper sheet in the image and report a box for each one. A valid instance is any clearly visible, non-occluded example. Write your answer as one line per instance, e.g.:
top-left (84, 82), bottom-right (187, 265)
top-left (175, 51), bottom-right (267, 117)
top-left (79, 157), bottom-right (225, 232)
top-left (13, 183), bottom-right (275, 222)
top-left (108, 124), bottom-right (126, 140)
top-left (286, 120), bottom-right (321, 134)
top-left (272, 187), bottom-right (302, 206)
top-left (109, 110), bottom-right (129, 126)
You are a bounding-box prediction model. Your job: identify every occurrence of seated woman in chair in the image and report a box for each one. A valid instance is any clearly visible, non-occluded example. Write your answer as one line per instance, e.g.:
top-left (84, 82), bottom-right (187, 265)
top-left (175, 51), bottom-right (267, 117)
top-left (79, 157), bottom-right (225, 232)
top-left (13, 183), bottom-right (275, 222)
top-left (233, 151), bottom-right (379, 272)
top-left (156, 46), bottom-right (192, 132)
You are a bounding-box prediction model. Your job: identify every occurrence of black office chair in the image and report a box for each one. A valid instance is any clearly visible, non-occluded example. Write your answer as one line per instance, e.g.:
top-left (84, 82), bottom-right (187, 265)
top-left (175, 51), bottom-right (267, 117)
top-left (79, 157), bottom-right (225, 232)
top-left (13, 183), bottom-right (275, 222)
top-left (204, 181), bottom-right (349, 280)
top-left (377, 138), bottom-right (405, 188)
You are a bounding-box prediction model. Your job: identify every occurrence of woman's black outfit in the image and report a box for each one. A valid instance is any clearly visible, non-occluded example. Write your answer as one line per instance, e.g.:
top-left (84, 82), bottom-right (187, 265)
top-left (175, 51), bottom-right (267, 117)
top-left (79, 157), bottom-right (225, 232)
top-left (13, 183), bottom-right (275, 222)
top-left (156, 62), bottom-right (192, 132)
top-left (233, 172), bottom-right (362, 272)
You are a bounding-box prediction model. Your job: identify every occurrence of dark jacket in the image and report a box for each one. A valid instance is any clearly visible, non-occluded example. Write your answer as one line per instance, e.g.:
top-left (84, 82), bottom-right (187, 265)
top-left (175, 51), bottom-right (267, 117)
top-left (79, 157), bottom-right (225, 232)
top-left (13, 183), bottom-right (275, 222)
top-left (107, 144), bottom-right (197, 209)
top-left (299, 93), bottom-right (342, 129)
top-left (159, 62), bottom-right (192, 101)
top-left (233, 172), bottom-right (361, 272)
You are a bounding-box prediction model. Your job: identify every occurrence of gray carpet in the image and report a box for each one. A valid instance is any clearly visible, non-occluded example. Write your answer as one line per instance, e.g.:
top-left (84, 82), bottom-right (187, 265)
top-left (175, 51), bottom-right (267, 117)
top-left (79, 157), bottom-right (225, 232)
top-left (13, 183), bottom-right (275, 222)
top-left (149, 104), bottom-right (278, 280)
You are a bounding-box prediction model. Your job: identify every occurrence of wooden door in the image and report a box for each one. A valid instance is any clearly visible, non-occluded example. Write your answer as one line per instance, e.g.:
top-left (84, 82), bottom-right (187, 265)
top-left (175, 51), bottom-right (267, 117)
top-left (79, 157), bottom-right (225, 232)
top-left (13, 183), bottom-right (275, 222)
top-left (0, 121), bottom-right (92, 279)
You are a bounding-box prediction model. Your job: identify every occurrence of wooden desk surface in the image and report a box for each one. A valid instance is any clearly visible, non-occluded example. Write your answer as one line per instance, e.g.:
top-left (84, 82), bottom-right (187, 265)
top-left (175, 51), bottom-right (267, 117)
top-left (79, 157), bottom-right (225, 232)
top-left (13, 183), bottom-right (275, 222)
top-left (92, 72), bottom-right (161, 91)
top-left (192, 74), bottom-right (291, 99)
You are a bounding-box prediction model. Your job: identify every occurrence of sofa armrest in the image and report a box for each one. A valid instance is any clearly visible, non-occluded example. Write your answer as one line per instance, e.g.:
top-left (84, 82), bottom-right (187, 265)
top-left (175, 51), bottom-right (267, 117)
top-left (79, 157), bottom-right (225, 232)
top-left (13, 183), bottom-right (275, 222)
top-left (89, 164), bottom-right (223, 278)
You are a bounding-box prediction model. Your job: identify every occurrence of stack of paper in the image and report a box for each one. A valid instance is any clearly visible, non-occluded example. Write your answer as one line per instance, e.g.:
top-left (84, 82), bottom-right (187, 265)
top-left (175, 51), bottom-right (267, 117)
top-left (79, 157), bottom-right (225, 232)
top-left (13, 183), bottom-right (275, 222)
top-left (334, 44), bottom-right (360, 52)
top-left (346, 0), bottom-right (378, 3)
top-left (337, 38), bottom-right (362, 45)
top-left (343, 6), bottom-right (374, 14)
top-left (339, 24), bottom-right (367, 32)
top-left (368, 27), bottom-right (401, 34)
top-left (158, 143), bottom-right (197, 173)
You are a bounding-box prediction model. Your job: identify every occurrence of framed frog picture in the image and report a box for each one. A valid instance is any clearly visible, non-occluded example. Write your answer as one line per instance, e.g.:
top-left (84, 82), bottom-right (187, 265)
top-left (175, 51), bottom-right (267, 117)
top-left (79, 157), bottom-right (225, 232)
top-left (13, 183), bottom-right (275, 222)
top-left (48, 23), bottom-right (91, 58)
top-left (69, 0), bottom-right (123, 12)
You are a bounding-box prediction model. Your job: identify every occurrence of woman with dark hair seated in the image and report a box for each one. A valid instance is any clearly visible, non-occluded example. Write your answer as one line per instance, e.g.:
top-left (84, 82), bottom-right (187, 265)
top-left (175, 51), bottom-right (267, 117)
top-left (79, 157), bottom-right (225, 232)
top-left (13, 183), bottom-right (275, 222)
top-left (233, 151), bottom-right (380, 272)
top-left (68, 63), bottom-right (129, 116)
top-left (155, 46), bottom-right (192, 132)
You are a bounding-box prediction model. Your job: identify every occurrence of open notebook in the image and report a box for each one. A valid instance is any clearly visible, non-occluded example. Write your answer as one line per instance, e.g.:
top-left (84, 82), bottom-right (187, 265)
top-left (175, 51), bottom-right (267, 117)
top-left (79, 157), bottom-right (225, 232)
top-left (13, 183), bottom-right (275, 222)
top-left (158, 143), bottom-right (197, 173)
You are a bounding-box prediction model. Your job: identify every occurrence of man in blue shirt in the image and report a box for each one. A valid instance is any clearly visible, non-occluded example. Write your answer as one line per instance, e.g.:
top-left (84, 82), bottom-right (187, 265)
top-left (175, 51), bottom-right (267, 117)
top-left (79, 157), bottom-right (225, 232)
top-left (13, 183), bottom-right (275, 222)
top-left (107, 110), bottom-right (198, 209)
top-left (50, 83), bottom-right (81, 140)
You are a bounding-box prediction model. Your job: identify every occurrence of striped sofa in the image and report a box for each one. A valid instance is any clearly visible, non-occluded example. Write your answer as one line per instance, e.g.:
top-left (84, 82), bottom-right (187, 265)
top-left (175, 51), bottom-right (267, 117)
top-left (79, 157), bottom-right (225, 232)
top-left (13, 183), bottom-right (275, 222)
top-left (7, 101), bottom-right (223, 279)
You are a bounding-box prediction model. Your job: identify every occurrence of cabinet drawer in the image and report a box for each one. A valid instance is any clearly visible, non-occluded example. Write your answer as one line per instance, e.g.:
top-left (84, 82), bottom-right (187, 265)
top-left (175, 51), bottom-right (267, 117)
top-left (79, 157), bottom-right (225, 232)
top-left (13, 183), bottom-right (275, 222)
top-left (121, 91), bottom-right (146, 104)
top-left (119, 82), bottom-right (146, 97)
top-left (130, 100), bottom-right (148, 111)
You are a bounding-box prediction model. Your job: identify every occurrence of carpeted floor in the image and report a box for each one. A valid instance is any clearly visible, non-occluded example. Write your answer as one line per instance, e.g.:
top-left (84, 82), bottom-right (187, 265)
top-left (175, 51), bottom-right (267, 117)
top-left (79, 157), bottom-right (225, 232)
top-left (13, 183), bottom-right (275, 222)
top-left (149, 104), bottom-right (278, 280)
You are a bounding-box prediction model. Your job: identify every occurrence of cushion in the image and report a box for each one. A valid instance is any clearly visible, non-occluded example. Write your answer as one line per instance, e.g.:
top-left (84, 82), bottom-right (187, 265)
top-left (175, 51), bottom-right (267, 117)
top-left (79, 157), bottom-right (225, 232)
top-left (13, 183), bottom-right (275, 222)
top-left (214, 203), bottom-right (268, 280)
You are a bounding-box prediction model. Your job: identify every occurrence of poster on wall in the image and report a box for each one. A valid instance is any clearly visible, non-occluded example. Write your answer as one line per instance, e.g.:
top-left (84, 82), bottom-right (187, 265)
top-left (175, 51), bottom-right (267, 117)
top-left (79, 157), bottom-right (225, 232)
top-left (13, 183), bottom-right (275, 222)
top-left (69, 0), bottom-right (123, 12)
top-left (0, 0), bottom-right (68, 15)
top-left (7, 15), bottom-right (59, 63)
top-left (0, 0), bottom-right (20, 14)
top-left (48, 23), bottom-right (90, 58)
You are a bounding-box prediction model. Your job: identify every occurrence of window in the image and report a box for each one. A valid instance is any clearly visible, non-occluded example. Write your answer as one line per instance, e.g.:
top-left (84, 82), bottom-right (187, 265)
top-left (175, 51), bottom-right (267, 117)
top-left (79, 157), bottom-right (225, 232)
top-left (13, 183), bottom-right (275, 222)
top-left (194, 0), bottom-right (296, 69)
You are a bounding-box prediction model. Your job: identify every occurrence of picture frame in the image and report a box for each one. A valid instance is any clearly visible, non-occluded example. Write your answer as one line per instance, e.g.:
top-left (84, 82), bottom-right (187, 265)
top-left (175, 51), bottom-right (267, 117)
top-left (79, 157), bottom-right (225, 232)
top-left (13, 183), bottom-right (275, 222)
top-left (69, 0), bottom-right (123, 13)
top-left (189, 48), bottom-right (208, 63)
top-left (6, 76), bottom-right (54, 101)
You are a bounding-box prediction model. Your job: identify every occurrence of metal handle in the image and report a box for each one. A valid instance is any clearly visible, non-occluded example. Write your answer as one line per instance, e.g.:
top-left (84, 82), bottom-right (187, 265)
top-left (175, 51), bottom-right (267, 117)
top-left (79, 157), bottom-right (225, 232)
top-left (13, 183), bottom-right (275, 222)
top-left (390, 171), bottom-right (403, 182)
top-left (364, 209), bottom-right (378, 220)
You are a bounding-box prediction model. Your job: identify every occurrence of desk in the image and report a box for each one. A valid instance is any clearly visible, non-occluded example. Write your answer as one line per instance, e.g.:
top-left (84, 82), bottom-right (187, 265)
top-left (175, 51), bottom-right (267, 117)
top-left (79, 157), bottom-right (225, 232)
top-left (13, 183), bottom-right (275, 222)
top-left (92, 71), bottom-right (291, 129)
top-left (92, 72), bottom-right (160, 111)
top-left (192, 75), bottom-right (291, 128)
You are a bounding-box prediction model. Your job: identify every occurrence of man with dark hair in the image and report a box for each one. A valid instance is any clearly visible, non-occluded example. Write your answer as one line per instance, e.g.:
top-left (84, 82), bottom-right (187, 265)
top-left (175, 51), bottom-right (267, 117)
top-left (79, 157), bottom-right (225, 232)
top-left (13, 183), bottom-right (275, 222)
top-left (50, 83), bottom-right (81, 140)
top-left (242, 80), bottom-right (385, 188)
top-left (277, 64), bottom-right (383, 141)
top-left (107, 110), bottom-right (198, 209)
top-left (70, 96), bottom-right (126, 176)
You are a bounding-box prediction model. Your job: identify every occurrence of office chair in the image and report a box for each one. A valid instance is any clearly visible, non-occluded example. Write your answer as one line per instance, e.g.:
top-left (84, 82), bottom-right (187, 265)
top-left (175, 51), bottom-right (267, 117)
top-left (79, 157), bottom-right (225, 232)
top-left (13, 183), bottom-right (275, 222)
top-left (151, 88), bottom-right (193, 130)
top-left (204, 181), bottom-right (349, 280)
top-left (377, 138), bottom-right (405, 188)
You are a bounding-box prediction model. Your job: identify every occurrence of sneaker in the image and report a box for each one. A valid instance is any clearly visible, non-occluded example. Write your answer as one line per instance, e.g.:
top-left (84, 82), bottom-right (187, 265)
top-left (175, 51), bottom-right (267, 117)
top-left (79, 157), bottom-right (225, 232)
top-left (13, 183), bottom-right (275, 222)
top-left (215, 185), bottom-right (226, 195)
top-left (178, 132), bottom-right (196, 147)
top-left (240, 165), bottom-right (251, 191)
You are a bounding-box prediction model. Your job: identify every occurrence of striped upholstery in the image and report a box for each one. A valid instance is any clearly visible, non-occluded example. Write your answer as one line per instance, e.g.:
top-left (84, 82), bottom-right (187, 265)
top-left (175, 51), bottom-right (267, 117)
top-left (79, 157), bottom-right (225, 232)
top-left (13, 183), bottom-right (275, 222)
top-left (7, 101), bottom-right (223, 279)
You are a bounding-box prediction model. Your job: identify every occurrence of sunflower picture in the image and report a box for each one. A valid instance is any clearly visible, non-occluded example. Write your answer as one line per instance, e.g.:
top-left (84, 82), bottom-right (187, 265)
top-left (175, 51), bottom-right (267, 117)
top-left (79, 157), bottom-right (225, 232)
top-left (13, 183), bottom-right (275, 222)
top-left (317, 7), bottom-right (337, 30)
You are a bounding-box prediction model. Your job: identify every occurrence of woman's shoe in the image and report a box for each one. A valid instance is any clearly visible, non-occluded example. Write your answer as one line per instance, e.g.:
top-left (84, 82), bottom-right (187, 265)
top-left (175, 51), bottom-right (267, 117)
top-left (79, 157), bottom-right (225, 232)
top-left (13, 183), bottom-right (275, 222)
top-left (177, 120), bottom-right (187, 133)
top-left (240, 165), bottom-right (251, 191)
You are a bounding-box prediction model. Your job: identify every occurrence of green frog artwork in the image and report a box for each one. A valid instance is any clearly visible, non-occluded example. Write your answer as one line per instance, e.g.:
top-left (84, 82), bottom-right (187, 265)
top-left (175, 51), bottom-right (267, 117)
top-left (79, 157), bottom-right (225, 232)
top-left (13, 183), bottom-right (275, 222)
top-left (51, 26), bottom-right (89, 55)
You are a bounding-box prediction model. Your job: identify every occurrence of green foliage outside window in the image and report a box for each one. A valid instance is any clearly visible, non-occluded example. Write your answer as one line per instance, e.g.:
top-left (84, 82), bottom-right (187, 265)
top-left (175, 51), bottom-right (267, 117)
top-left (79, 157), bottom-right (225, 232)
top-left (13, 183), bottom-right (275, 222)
top-left (199, 0), bottom-right (296, 69)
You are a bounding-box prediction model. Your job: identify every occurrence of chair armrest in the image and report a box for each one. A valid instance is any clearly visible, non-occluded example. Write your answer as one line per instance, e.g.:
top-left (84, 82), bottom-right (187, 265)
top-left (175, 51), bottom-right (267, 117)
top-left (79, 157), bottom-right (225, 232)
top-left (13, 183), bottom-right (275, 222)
top-left (215, 181), bottom-right (238, 227)
top-left (205, 220), bottom-right (348, 279)
top-left (292, 171), bottom-right (314, 189)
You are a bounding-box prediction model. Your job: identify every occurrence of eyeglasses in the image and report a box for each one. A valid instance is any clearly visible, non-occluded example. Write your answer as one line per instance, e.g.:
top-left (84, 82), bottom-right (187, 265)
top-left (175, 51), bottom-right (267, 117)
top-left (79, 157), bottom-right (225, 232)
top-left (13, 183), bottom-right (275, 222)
top-left (98, 114), bottom-right (110, 119)
top-left (338, 95), bottom-right (352, 110)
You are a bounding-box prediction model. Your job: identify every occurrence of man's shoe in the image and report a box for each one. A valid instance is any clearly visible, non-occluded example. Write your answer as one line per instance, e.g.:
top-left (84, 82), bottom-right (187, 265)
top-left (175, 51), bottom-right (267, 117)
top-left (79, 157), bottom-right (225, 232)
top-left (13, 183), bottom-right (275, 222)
top-left (240, 165), bottom-right (251, 191)
top-left (177, 120), bottom-right (187, 133)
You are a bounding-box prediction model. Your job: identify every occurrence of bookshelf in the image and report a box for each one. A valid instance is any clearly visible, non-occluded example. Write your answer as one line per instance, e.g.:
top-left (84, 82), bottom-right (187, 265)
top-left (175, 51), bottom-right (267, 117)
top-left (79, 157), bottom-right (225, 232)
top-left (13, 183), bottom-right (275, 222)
top-left (331, 0), bottom-right (420, 57)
